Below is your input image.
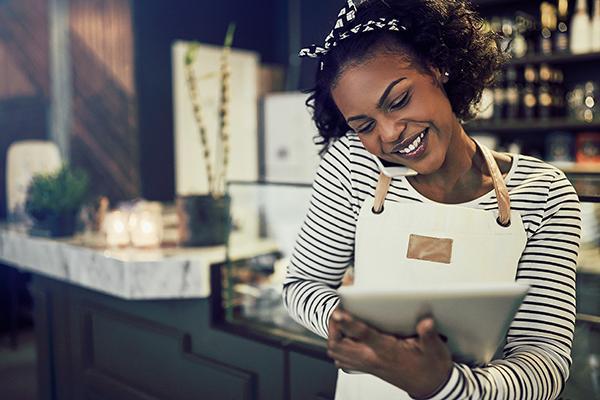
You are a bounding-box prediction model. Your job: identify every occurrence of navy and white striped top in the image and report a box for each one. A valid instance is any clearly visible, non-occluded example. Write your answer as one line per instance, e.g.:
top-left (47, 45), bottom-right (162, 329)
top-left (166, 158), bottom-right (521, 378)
top-left (282, 133), bottom-right (582, 400)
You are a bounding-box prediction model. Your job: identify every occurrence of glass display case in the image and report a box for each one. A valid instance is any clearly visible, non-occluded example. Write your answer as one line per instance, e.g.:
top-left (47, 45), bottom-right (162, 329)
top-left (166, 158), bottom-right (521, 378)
top-left (213, 182), bottom-right (327, 352)
top-left (217, 181), bottom-right (600, 398)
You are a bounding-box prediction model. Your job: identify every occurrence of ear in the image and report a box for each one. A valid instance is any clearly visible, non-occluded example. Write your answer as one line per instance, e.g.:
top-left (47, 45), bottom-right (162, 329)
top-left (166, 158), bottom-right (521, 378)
top-left (441, 71), bottom-right (449, 83)
top-left (430, 67), bottom-right (449, 84)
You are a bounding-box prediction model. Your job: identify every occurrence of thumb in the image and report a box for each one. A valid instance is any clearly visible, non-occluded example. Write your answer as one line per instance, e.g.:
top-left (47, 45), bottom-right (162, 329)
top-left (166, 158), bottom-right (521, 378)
top-left (417, 318), bottom-right (445, 350)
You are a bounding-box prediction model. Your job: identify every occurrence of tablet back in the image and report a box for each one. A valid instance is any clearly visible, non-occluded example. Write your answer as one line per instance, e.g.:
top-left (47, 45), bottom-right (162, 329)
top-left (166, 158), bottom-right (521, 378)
top-left (338, 283), bottom-right (529, 364)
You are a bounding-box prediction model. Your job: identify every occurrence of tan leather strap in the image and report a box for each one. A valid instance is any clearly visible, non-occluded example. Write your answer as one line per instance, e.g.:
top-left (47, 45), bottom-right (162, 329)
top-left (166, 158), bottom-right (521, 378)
top-left (373, 173), bottom-right (392, 213)
top-left (371, 140), bottom-right (511, 225)
top-left (477, 141), bottom-right (511, 226)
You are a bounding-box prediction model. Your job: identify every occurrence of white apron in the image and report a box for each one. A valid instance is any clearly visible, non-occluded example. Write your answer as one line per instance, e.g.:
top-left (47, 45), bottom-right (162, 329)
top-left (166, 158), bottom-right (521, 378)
top-left (334, 141), bottom-right (527, 400)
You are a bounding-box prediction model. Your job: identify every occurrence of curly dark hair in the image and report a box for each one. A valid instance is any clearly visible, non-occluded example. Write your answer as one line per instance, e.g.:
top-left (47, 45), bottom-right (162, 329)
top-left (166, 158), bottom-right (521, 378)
top-left (306, 0), bottom-right (509, 151)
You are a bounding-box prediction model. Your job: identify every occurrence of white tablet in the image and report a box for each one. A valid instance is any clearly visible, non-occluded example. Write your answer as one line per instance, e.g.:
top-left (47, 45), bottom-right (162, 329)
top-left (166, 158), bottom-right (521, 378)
top-left (338, 283), bottom-right (529, 364)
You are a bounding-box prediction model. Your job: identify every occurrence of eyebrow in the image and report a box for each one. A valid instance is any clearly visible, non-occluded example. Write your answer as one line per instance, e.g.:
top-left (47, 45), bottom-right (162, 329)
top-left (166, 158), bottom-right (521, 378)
top-left (346, 77), bottom-right (407, 124)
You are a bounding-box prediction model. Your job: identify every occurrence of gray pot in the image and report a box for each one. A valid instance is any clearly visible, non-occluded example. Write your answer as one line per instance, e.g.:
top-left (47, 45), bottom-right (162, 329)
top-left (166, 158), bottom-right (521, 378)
top-left (176, 194), bottom-right (231, 247)
top-left (30, 209), bottom-right (79, 238)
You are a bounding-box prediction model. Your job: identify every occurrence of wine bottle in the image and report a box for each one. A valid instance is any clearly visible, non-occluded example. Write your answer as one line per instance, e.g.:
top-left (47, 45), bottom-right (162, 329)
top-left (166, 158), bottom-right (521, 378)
top-left (538, 64), bottom-right (553, 119)
top-left (571, 0), bottom-right (592, 54)
top-left (555, 0), bottom-right (570, 53)
top-left (512, 21), bottom-right (528, 57)
top-left (523, 64), bottom-right (538, 119)
top-left (501, 17), bottom-right (514, 53)
top-left (505, 67), bottom-right (520, 120)
top-left (493, 70), bottom-right (506, 120)
top-left (583, 81), bottom-right (597, 122)
top-left (551, 68), bottom-right (566, 117)
top-left (519, 12), bottom-right (539, 56)
top-left (592, 0), bottom-right (600, 50)
top-left (540, 2), bottom-right (558, 55)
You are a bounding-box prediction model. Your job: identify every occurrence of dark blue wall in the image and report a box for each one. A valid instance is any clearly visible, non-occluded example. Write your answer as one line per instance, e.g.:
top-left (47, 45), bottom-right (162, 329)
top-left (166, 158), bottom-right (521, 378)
top-left (134, 0), bottom-right (346, 201)
top-left (134, 0), bottom-right (288, 201)
top-left (298, 1), bottom-right (340, 90)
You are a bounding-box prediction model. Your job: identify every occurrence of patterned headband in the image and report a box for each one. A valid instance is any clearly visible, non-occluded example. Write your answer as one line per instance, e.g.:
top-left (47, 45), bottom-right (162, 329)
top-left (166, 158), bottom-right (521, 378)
top-left (298, 0), bottom-right (407, 68)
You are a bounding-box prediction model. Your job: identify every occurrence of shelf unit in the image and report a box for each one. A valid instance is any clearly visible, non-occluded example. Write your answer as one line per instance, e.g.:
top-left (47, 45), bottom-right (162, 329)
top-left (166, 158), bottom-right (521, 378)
top-left (470, 0), bottom-right (600, 202)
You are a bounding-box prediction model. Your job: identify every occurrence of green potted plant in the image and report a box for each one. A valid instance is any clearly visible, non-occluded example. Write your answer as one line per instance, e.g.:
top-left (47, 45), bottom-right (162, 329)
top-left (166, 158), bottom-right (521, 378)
top-left (25, 165), bottom-right (89, 237)
top-left (177, 23), bottom-right (235, 247)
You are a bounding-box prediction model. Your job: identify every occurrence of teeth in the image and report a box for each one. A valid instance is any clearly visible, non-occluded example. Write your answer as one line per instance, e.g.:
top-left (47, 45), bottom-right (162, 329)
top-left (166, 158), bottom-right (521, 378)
top-left (396, 130), bottom-right (426, 154)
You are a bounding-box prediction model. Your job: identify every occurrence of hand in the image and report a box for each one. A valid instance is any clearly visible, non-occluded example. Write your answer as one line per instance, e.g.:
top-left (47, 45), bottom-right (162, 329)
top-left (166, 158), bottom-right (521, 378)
top-left (327, 308), bottom-right (453, 399)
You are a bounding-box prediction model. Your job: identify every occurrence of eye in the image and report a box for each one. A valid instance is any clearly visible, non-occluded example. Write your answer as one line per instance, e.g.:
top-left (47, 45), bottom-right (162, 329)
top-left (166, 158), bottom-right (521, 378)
top-left (357, 121), bottom-right (375, 134)
top-left (389, 92), bottom-right (410, 111)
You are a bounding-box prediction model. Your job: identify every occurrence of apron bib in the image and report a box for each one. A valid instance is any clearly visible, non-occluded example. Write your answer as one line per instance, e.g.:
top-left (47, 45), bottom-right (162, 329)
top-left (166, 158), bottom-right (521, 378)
top-left (335, 141), bottom-right (527, 400)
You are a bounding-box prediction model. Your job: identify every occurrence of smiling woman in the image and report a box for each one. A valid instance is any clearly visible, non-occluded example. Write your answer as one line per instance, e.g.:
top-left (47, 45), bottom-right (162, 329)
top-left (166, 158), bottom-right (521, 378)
top-left (330, 52), bottom-right (455, 177)
top-left (283, 1), bottom-right (582, 400)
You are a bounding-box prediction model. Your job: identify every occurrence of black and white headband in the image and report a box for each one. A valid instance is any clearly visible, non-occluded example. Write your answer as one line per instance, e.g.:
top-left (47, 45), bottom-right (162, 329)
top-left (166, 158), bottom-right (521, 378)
top-left (298, 0), bottom-right (407, 69)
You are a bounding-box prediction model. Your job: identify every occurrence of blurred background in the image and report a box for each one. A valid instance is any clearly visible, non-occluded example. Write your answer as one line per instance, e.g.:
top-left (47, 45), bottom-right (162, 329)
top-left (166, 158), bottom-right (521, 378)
top-left (0, 1), bottom-right (599, 399)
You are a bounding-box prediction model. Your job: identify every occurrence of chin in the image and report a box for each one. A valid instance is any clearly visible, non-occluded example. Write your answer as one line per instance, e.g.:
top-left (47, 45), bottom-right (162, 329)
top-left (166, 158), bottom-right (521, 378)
top-left (413, 153), bottom-right (446, 176)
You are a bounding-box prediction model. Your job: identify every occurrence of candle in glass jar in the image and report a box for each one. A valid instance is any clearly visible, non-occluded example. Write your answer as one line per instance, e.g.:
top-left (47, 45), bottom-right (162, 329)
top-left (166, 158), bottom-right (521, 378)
top-left (103, 210), bottom-right (130, 247)
top-left (129, 206), bottom-right (163, 248)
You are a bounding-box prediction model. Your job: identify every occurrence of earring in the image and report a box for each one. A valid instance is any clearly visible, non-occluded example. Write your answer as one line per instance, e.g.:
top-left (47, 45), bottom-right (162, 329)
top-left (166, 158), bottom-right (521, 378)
top-left (442, 71), bottom-right (450, 83)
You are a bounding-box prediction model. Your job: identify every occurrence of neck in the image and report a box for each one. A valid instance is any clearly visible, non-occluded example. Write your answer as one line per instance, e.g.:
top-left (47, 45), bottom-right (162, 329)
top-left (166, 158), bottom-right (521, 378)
top-left (414, 118), bottom-right (485, 193)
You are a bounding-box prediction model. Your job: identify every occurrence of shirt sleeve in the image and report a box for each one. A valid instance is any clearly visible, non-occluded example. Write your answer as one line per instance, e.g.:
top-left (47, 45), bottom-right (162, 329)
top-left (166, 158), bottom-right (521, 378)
top-left (282, 138), bottom-right (357, 338)
top-left (423, 171), bottom-right (582, 400)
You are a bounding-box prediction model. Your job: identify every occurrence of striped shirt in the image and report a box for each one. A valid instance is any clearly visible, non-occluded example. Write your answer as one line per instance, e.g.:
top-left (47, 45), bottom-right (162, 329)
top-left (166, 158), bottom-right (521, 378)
top-left (282, 133), bottom-right (582, 400)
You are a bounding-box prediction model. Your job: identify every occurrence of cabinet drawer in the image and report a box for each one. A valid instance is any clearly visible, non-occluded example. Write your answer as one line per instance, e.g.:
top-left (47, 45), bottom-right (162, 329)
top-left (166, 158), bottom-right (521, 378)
top-left (289, 351), bottom-right (337, 400)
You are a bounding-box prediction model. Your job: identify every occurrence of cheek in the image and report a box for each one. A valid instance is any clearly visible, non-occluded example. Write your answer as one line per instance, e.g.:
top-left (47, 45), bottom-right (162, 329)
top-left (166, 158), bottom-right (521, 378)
top-left (358, 134), bottom-right (380, 155)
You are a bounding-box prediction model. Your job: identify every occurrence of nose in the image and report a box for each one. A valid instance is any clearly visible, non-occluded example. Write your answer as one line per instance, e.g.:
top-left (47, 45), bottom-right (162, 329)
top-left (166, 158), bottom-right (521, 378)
top-left (378, 118), bottom-right (406, 144)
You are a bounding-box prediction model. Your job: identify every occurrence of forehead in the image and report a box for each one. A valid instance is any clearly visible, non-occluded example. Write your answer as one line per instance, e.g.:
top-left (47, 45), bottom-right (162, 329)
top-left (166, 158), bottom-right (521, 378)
top-left (331, 52), bottom-right (428, 110)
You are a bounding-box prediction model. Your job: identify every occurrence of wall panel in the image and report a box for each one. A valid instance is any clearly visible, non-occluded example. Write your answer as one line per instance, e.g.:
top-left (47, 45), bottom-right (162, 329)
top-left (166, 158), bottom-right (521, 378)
top-left (69, 0), bottom-right (140, 202)
top-left (0, 0), bottom-right (49, 219)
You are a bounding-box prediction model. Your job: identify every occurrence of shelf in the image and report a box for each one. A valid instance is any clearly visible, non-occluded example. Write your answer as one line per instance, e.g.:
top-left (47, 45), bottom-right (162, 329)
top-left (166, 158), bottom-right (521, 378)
top-left (466, 119), bottom-right (600, 133)
top-left (507, 51), bottom-right (600, 67)
top-left (559, 164), bottom-right (600, 174)
top-left (569, 175), bottom-right (600, 202)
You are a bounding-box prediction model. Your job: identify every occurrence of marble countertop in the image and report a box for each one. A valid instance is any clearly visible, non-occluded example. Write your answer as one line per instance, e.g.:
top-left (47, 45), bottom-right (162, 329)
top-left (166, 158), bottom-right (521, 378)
top-left (0, 225), bottom-right (278, 300)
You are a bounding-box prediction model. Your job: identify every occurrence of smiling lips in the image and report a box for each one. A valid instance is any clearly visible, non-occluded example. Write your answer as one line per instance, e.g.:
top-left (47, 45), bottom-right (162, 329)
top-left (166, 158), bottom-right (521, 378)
top-left (391, 128), bottom-right (429, 155)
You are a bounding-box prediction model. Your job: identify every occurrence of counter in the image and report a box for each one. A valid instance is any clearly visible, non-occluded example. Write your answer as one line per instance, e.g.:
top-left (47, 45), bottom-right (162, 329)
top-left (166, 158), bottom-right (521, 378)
top-left (0, 225), bottom-right (337, 400)
top-left (0, 224), bottom-right (277, 299)
top-left (2, 218), bottom-right (597, 400)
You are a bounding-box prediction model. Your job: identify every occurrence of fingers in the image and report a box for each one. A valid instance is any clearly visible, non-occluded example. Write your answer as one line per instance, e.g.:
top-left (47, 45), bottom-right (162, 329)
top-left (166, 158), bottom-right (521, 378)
top-left (327, 337), bottom-right (359, 365)
top-left (328, 317), bottom-right (344, 343)
top-left (416, 318), bottom-right (436, 341)
top-left (333, 309), bottom-right (375, 342)
top-left (416, 318), bottom-right (447, 355)
top-left (327, 337), bottom-right (373, 373)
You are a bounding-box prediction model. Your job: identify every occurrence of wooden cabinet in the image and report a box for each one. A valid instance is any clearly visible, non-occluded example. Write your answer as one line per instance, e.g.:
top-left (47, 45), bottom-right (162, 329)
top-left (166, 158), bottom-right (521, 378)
top-left (288, 352), bottom-right (337, 400)
top-left (30, 274), bottom-right (336, 400)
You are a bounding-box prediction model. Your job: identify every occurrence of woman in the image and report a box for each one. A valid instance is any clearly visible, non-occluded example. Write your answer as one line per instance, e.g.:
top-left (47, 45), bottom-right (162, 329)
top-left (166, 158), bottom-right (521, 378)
top-left (283, 0), bottom-right (581, 399)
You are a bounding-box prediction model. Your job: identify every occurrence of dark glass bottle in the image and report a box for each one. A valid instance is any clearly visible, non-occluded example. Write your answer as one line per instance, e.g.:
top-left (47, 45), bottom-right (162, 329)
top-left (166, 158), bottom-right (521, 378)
top-left (540, 2), bottom-right (558, 55)
top-left (552, 68), bottom-right (566, 117)
top-left (493, 69), bottom-right (506, 120)
top-left (555, 0), bottom-right (570, 53)
top-left (512, 15), bottom-right (528, 58)
top-left (538, 63), bottom-right (553, 119)
top-left (517, 12), bottom-right (539, 56)
top-left (505, 66), bottom-right (520, 120)
top-left (501, 17), bottom-right (514, 53)
top-left (522, 64), bottom-right (538, 119)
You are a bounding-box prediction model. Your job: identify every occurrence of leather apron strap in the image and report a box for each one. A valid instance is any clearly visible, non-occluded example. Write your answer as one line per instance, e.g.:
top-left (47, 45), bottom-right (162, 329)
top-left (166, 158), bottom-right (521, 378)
top-left (372, 140), bottom-right (511, 226)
